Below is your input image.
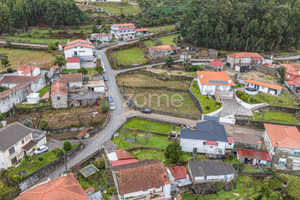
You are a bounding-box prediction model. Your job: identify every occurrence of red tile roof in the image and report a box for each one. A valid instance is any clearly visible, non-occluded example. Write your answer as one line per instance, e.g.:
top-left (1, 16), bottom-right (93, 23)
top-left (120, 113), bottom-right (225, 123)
top-left (237, 148), bottom-right (271, 161)
top-left (0, 75), bottom-right (42, 84)
top-left (67, 57), bottom-right (81, 63)
top-left (41, 91), bottom-right (50, 100)
top-left (16, 172), bottom-right (88, 200)
top-left (208, 60), bottom-right (226, 67)
top-left (60, 73), bottom-right (83, 83)
top-left (67, 39), bottom-right (92, 46)
top-left (227, 52), bottom-right (263, 59)
top-left (246, 79), bottom-right (282, 90)
top-left (281, 63), bottom-right (300, 70)
top-left (50, 65), bottom-right (59, 70)
top-left (135, 28), bottom-right (148, 32)
top-left (114, 159), bottom-right (171, 195)
top-left (264, 123), bottom-right (300, 149)
top-left (111, 159), bottom-right (138, 167)
top-left (77, 128), bottom-right (89, 137)
top-left (115, 149), bottom-right (135, 160)
top-left (150, 45), bottom-right (176, 51)
top-left (168, 166), bottom-right (187, 180)
top-left (290, 76), bottom-right (300, 85)
top-left (64, 43), bottom-right (95, 50)
top-left (113, 23), bottom-right (134, 27)
top-left (227, 137), bottom-right (234, 144)
top-left (252, 58), bottom-right (263, 61)
top-left (197, 71), bottom-right (235, 86)
top-left (94, 33), bottom-right (112, 37)
top-left (51, 80), bottom-right (67, 97)
top-left (17, 65), bottom-right (37, 75)
top-left (206, 140), bottom-right (218, 146)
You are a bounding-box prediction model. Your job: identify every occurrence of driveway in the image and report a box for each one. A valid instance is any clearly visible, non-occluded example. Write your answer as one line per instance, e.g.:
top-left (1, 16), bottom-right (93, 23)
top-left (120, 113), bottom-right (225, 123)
top-left (219, 98), bottom-right (253, 118)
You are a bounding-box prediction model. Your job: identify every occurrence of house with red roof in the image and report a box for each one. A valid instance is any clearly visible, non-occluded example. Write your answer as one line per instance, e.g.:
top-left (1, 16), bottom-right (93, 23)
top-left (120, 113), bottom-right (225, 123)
top-left (66, 57), bottom-right (81, 69)
top-left (245, 79), bottom-right (282, 96)
top-left (196, 71), bottom-right (235, 97)
top-left (90, 32), bottom-right (113, 43)
top-left (16, 172), bottom-right (89, 200)
top-left (264, 123), bottom-right (300, 170)
top-left (111, 23), bottom-right (136, 41)
top-left (149, 45), bottom-right (178, 57)
top-left (226, 52), bottom-right (263, 72)
top-left (237, 148), bottom-right (271, 166)
top-left (207, 60), bottom-right (226, 71)
top-left (135, 28), bottom-right (148, 36)
top-left (281, 63), bottom-right (300, 81)
top-left (63, 39), bottom-right (95, 60)
top-left (106, 148), bottom-right (138, 167)
top-left (50, 80), bottom-right (68, 108)
top-left (17, 63), bottom-right (41, 76)
top-left (286, 76), bottom-right (300, 93)
top-left (165, 166), bottom-right (191, 187)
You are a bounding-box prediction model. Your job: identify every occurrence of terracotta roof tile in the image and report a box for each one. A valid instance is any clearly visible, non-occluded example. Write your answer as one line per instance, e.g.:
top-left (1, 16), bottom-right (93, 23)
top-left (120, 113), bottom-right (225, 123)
top-left (114, 159), bottom-right (170, 195)
top-left (77, 128), bottom-right (89, 137)
top-left (237, 148), bottom-right (271, 161)
top-left (150, 45), bottom-right (174, 51)
top-left (208, 60), bottom-right (226, 67)
top-left (168, 166), bottom-right (187, 180)
top-left (281, 63), bottom-right (300, 70)
top-left (51, 80), bottom-right (67, 97)
top-left (60, 73), bottom-right (83, 83)
top-left (0, 75), bottom-right (42, 84)
top-left (264, 123), bottom-right (300, 149)
top-left (135, 28), bottom-right (148, 32)
top-left (246, 79), bottom-right (282, 90)
top-left (64, 43), bottom-right (95, 51)
top-left (16, 172), bottom-right (88, 200)
top-left (67, 39), bottom-right (92, 46)
top-left (94, 33), bottom-right (112, 37)
top-left (197, 71), bottom-right (235, 86)
top-left (115, 149), bottom-right (135, 160)
top-left (113, 23), bottom-right (134, 27)
top-left (67, 57), bottom-right (81, 63)
top-left (227, 52), bottom-right (263, 59)
top-left (227, 137), bottom-right (234, 144)
top-left (17, 65), bottom-right (37, 75)
top-left (111, 159), bottom-right (138, 167)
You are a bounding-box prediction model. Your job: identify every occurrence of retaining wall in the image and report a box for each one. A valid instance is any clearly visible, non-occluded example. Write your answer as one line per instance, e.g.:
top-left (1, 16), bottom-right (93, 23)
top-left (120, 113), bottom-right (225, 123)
top-left (235, 94), bottom-right (267, 110)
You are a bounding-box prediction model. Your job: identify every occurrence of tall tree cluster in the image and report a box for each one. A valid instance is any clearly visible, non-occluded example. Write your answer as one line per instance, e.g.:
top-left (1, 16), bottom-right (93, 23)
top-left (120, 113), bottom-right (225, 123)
top-left (0, 0), bottom-right (85, 34)
top-left (180, 0), bottom-right (300, 52)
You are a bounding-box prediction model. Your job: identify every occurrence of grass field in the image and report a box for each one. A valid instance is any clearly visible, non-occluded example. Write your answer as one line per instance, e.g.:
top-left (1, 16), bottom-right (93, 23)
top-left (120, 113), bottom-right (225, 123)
top-left (252, 111), bottom-right (299, 124)
top-left (0, 49), bottom-right (55, 71)
top-left (38, 86), bottom-right (51, 97)
top-left (125, 87), bottom-right (201, 116)
top-left (92, 2), bottom-right (140, 15)
top-left (62, 68), bottom-right (97, 74)
top-left (144, 34), bottom-right (178, 48)
top-left (190, 81), bottom-right (222, 114)
top-left (146, 25), bottom-right (176, 32)
top-left (123, 118), bottom-right (177, 133)
top-left (112, 128), bottom-right (172, 150)
top-left (117, 73), bottom-right (191, 89)
top-left (113, 47), bottom-right (147, 66)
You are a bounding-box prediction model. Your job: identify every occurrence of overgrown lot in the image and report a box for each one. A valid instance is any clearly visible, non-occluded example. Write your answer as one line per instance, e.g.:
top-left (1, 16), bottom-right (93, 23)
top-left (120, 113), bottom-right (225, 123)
top-left (111, 47), bottom-right (147, 66)
top-left (143, 34), bottom-right (178, 48)
top-left (252, 111), bottom-right (300, 125)
top-left (92, 2), bottom-right (140, 15)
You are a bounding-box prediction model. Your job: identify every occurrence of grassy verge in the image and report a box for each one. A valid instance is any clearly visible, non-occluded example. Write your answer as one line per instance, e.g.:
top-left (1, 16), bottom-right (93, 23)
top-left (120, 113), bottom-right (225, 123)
top-left (123, 118), bottom-right (178, 133)
top-left (38, 86), bottom-right (51, 97)
top-left (189, 81), bottom-right (222, 114)
top-left (62, 68), bottom-right (97, 74)
top-left (112, 47), bottom-right (147, 66)
top-left (146, 25), bottom-right (176, 33)
top-left (252, 111), bottom-right (299, 124)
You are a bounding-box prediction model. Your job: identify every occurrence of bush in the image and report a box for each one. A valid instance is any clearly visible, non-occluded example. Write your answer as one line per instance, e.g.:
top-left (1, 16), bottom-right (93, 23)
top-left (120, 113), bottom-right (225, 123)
top-left (216, 102), bottom-right (222, 106)
top-left (6, 67), bottom-right (13, 73)
top-left (57, 149), bottom-right (64, 157)
top-left (22, 119), bottom-right (33, 128)
top-left (94, 158), bottom-right (105, 169)
top-left (205, 105), bottom-right (210, 111)
top-left (228, 153), bottom-right (234, 160)
top-left (240, 94), bottom-right (249, 102)
top-left (102, 192), bottom-right (109, 199)
top-left (63, 141), bottom-right (72, 151)
top-left (267, 178), bottom-right (282, 190)
top-left (38, 157), bottom-right (43, 161)
top-left (185, 65), bottom-right (204, 72)
top-left (274, 173), bottom-right (288, 185)
top-left (78, 67), bottom-right (88, 74)
top-left (165, 142), bottom-right (183, 163)
top-left (39, 120), bottom-right (48, 130)
top-left (107, 187), bottom-right (117, 195)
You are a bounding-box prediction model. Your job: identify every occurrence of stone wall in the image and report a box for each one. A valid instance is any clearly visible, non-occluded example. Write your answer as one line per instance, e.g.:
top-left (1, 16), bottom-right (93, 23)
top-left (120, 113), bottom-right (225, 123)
top-left (188, 88), bottom-right (204, 114)
top-left (256, 65), bottom-right (278, 76)
top-left (235, 118), bottom-right (300, 129)
top-left (18, 143), bottom-right (84, 191)
top-left (260, 105), bottom-right (299, 114)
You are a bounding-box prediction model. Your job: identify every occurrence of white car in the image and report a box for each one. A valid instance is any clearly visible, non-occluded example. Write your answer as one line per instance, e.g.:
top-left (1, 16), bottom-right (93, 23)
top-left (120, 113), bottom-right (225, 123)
top-left (109, 103), bottom-right (115, 110)
top-left (34, 145), bottom-right (49, 155)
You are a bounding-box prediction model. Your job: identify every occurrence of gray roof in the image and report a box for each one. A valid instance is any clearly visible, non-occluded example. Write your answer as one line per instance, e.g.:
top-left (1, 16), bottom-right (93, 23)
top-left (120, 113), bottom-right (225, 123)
top-left (0, 122), bottom-right (33, 151)
top-left (188, 160), bottom-right (235, 177)
top-left (180, 120), bottom-right (228, 142)
top-left (102, 140), bottom-right (118, 153)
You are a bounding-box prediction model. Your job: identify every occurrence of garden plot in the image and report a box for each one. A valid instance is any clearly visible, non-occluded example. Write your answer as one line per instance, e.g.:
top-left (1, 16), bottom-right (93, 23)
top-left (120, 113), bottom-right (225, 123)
top-left (252, 111), bottom-right (300, 125)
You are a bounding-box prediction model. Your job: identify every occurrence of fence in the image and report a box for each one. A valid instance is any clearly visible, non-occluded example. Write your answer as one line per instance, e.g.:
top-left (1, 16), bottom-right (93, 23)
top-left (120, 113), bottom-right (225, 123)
top-left (18, 142), bottom-right (84, 191)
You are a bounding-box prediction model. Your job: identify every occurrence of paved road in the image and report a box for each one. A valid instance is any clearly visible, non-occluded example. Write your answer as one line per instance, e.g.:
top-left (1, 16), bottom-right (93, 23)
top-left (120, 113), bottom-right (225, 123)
top-left (0, 40), bottom-right (47, 48)
top-left (273, 55), bottom-right (300, 61)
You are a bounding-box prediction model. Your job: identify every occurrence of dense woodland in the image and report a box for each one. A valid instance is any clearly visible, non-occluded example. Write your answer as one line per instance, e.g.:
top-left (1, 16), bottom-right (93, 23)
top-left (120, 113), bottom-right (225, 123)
top-left (180, 0), bottom-right (300, 52)
top-left (0, 0), bottom-right (85, 34)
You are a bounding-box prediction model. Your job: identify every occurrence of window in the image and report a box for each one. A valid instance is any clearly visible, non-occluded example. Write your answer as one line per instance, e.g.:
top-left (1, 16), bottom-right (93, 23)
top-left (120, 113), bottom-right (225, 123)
top-left (294, 151), bottom-right (300, 156)
top-left (57, 97), bottom-right (60, 100)
top-left (9, 146), bottom-right (15, 155)
top-left (203, 142), bottom-right (207, 145)
top-left (11, 157), bottom-right (17, 165)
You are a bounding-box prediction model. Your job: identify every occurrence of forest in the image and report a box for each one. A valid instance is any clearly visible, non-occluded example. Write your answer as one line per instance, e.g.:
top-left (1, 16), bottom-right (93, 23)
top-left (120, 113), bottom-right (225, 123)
top-left (179, 0), bottom-right (300, 52)
top-left (0, 0), bottom-right (85, 34)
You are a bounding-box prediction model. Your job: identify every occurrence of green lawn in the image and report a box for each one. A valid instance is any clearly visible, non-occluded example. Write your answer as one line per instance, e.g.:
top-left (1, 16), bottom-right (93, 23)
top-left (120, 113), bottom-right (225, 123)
top-left (123, 118), bottom-right (176, 133)
top-left (264, 77), bottom-right (273, 80)
top-left (92, 2), bottom-right (140, 15)
top-left (38, 86), bottom-right (51, 97)
top-left (234, 84), bottom-right (244, 89)
top-left (16, 101), bottom-right (51, 109)
top-left (62, 68), bottom-right (97, 74)
top-left (236, 89), bottom-right (299, 108)
top-left (252, 111), bottom-right (299, 124)
top-left (146, 25), bottom-right (176, 32)
top-left (112, 47), bottom-right (147, 66)
top-left (143, 34), bottom-right (178, 48)
top-left (112, 128), bottom-right (172, 150)
top-left (189, 81), bottom-right (222, 114)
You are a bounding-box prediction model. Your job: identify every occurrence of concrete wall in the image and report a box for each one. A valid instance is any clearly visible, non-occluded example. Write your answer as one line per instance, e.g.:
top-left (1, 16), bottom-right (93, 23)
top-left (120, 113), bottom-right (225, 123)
top-left (235, 94), bottom-right (267, 110)
top-left (64, 47), bottom-right (93, 58)
top-left (180, 138), bottom-right (226, 155)
top-left (66, 62), bottom-right (80, 69)
top-left (193, 174), bottom-right (234, 184)
top-left (51, 94), bottom-right (68, 108)
top-left (0, 151), bottom-right (7, 169)
top-left (68, 81), bottom-right (83, 88)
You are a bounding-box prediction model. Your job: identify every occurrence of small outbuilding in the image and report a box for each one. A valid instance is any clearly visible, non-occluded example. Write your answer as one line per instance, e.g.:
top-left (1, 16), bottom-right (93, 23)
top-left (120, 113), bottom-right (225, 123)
top-left (26, 93), bottom-right (40, 104)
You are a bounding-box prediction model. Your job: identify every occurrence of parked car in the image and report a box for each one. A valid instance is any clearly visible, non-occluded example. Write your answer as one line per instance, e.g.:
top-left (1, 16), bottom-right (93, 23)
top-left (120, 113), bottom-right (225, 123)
top-left (96, 46), bottom-right (102, 50)
top-left (141, 109), bottom-right (151, 114)
top-left (34, 145), bottom-right (49, 155)
top-left (103, 66), bottom-right (106, 73)
top-left (109, 103), bottom-right (115, 110)
top-left (103, 75), bottom-right (108, 81)
top-left (107, 95), bottom-right (113, 103)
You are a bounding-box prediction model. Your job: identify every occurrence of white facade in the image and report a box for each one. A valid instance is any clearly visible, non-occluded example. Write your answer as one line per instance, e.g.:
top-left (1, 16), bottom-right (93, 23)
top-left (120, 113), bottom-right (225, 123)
top-left (111, 24), bottom-right (135, 41)
top-left (91, 34), bottom-right (113, 43)
top-left (66, 62), bottom-right (81, 69)
top-left (120, 185), bottom-right (171, 200)
top-left (193, 173), bottom-right (235, 183)
top-left (180, 138), bottom-right (227, 155)
top-left (27, 93), bottom-right (40, 104)
top-left (68, 81), bottom-right (83, 88)
top-left (246, 82), bottom-right (281, 96)
top-left (64, 46), bottom-right (94, 58)
top-left (197, 77), bottom-right (232, 96)
top-left (17, 67), bottom-right (41, 76)
top-left (227, 56), bottom-right (262, 69)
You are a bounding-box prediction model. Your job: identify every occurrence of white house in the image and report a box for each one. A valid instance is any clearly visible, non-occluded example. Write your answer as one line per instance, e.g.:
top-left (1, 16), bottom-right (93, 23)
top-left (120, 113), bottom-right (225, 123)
top-left (264, 123), bottom-right (300, 170)
top-left (60, 73), bottom-right (83, 88)
top-left (188, 160), bottom-right (235, 184)
top-left (196, 71), bottom-right (235, 97)
top-left (226, 52), bottom-right (263, 72)
top-left (26, 93), bottom-right (40, 104)
top-left (226, 137), bottom-right (234, 150)
top-left (180, 120), bottom-right (228, 158)
top-left (245, 79), bottom-right (282, 96)
top-left (111, 23), bottom-right (136, 41)
top-left (63, 39), bottom-right (95, 59)
top-left (66, 57), bottom-right (81, 69)
top-left (91, 33), bottom-right (113, 43)
top-left (0, 123), bottom-right (44, 169)
top-left (207, 60), bottom-right (226, 71)
top-left (50, 80), bottom-right (68, 109)
top-left (237, 148), bottom-right (271, 166)
top-left (135, 28), bottom-right (148, 36)
top-left (17, 63), bottom-right (41, 76)
top-left (84, 80), bottom-right (106, 93)
top-left (114, 159), bottom-right (171, 200)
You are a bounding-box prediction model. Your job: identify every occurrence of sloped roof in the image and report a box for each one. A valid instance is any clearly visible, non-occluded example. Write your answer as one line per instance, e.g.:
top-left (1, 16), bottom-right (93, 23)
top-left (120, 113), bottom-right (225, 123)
top-left (111, 159), bottom-right (138, 167)
top-left (237, 148), bottom-right (271, 161)
top-left (227, 137), bottom-right (234, 144)
top-left (227, 52), bottom-right (263, 59)
top-left (60, 73), bottom-right (83, 83)
top-left (67, 57), bottom-right (81, 63)
top-left (246, 79), bottom-right (282, 90)
top-left (233, 133), bottom-right (263, 145)
top-left (0, 122), bottom-right (33, 151)
top-left (188, 160), bottom-right (235, 177)
top-left (0, 75), bottom-right (42, 84)
top-left (64, 43), bottom-right (95, 50)
top-left (77, 128), bottom-right (89, 137)
top-left (281, 63), bottom-right (300, 70)
top-left (168, 166), bottom-right (187, 180)
top-left (197, 71), bottom-right (235, 86)
top-left (115, 149), bottom-right (135, 160)
top-left (94, 33), bottom-right (112, 37)
top-left (135, 28), bottom-right (148, 32)
top-left (290, 76), bottom-right (300, 85)
top-left (264, 123), bottom-right (300, 149)
top-left (67, 39), bottom-right (92, 46)
top-left (150, 45), bottom-right (174, 51)
top-left (51, 80), bottom-right (67, 97)
top-left (16, 172), bottom-right (88, 200)
top-left (208, 60), bottom-right (226, 67)
top-left (181, 120), bottom-right (228, 142)
top-left (113, 23), bottom-right (134, 27)
top-left (114, 159), bottom-right (171, 195)
top-left (17, 65), bottom-right (38, 75)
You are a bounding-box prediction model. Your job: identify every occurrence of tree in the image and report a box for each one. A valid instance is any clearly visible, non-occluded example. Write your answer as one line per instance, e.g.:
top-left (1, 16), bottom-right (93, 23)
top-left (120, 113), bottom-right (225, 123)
top-left (39, 120), bottom-right (48, 130)
top-left (96, 18), bottom-right (102, 25)
top-left (47, 42), bottom-right (58, 52)
top-left (1, 56), bottom-right (10, 68)
top-left (63, 141), bottom-right (72, 151)
top-left (6, 67), bottom-right (12, 73)
top-left (154, 38), bottom-right (162, 46)
top-left (57, 149), bottom-right (64, 157)
top-left (78, 67), bottom-right (88, 74)
top-left (95, 65), bottom-right (103, 74)
top-left (22, 119), bottom-right (33, 128)
top-left (165, 56), bottom-right (174, 68)
top-left (44, 72), bottom-right (49, 80)
top-left (53, 56), bottom-right (66, 72)
top-left (165, 142), bottom-right (183, 163)
top-left (278, 66), bottom-right (286, 84)
top-left (5, 40), bottom-right (11, 48)
top-left (92, 25), bottom-right (98, 33)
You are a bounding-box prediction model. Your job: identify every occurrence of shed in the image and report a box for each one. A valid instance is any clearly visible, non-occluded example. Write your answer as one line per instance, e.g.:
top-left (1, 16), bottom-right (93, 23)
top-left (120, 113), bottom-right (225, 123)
top-left (27, 93), bottom-right (40, 104)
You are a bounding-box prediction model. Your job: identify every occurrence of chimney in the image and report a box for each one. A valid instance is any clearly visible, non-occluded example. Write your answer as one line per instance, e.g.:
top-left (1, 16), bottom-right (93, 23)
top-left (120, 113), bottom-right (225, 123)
top-left (228, 80), bottom-right (232, 83)
top-left (200, 74), bottom-right (203, 78)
